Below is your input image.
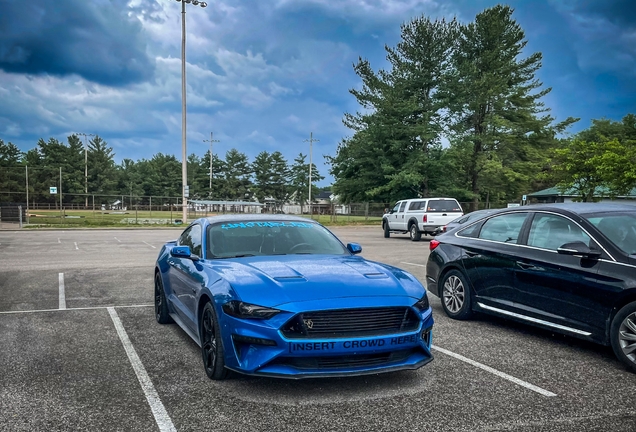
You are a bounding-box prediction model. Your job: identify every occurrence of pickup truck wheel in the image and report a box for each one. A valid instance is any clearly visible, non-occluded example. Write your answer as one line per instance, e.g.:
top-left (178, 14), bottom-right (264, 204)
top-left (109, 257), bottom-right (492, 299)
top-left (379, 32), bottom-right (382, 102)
top-left (409, 223), bottom-right (422, 242)
top-left (383, 222), bottom-right (390, 238)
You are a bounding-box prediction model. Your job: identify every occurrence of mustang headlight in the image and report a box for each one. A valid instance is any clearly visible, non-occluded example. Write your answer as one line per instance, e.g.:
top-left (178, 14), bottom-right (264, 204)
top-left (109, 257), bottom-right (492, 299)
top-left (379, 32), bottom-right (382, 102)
top-left (413, 292), bottom-right (430, 311)
top-left (222, 301), bottom-right (281, 319)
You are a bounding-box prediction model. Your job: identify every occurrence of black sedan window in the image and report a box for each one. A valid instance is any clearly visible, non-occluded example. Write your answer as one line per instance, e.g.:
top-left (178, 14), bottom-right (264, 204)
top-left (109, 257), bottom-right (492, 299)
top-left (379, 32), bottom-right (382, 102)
top-left (527, 214), bottom-right (591, 251)
top-left (587, 213), bottom-right (636, 255)
top-left (478, 213), bottom-right (528, 243)
top-left (207, 221), bottom-right (348, 258)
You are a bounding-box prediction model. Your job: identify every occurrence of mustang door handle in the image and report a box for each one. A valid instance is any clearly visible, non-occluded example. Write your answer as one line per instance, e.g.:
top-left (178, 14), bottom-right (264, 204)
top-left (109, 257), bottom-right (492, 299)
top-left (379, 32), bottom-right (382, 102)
top-left (465, 251), bottom-right (480, 257)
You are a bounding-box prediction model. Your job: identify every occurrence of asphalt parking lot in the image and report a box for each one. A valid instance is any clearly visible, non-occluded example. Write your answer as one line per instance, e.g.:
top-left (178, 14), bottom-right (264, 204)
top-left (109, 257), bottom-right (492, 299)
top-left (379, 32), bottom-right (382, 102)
top-left (1, 226), bottom-right (635, 432)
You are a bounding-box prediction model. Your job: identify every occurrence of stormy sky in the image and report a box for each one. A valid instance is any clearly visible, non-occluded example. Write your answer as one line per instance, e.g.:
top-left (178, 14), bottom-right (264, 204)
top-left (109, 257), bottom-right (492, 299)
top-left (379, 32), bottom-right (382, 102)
top-left (1, 0), bottom-right (634, 185)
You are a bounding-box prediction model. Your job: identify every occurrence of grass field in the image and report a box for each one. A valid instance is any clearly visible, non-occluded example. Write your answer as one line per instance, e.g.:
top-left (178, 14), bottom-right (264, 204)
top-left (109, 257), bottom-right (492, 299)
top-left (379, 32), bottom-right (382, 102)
top-left (23, 209), bottom-right (382, 228)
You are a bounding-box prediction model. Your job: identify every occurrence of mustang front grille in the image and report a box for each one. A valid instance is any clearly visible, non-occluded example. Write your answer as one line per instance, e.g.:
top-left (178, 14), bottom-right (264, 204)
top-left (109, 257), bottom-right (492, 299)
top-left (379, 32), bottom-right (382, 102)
top-left (281, 307), bottom-right (419, 339)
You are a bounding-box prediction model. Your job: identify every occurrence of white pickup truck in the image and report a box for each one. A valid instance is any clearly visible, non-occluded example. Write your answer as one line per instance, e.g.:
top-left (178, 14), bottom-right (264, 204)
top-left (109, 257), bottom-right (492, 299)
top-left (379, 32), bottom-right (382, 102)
top-left (382, 197), bottom-right (464, 241)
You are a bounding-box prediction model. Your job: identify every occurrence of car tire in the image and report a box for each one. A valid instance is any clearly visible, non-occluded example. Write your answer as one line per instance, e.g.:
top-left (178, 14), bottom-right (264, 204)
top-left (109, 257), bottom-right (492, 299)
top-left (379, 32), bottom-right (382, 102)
top-left (383, 222), bottom-right (390, 238)
top-left (409, 223), bottom-right (422, 242)
top-left (200, 302), bottom-right (229, 380)
top-left (610, 301), bottom-right (636, 373)
top-left (440, 269), bottom-right (473, 320)
top-left (155, 273), bottom-right (173, 324)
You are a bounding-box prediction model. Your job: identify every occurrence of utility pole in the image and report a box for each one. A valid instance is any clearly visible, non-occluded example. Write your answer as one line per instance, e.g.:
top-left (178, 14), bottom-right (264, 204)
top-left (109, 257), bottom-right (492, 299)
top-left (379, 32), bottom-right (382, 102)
top-left (76, 132), bottom-right (94, 208)
top-left (203, 132), bottom-right (220, 192)
top-left (303, 132), bottom-right (319, 218)
top-left (176, 0), bottom-right (208, 224)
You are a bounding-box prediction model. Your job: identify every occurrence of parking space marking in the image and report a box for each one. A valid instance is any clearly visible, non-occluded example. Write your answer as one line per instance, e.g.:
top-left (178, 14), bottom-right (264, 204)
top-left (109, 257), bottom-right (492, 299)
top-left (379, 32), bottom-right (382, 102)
top-left (143, 241), bottom-right (157, 249)
top-left (58, 273), bottom-right (66, 310)
top-left (432, 345), bottom-right (557, 397)
top-left (401, 261), bottom-right (426, 267)
top-left (115, 237), bottom-right (121, 243)
top-left (74, 242), bottom-right (79, 250)
top-left (0, 304), bottom-right (153, 315)
top-left (107, 307), bottom-right (176, 432)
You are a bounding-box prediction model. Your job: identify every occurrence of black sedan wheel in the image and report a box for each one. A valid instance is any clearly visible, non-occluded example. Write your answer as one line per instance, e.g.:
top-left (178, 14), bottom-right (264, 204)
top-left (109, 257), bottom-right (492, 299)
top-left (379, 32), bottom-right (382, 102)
top-left (154, 273), bottom-right (173, 324)
top-left (611, 301), bottom-right (636, 373)
top-left (200, 302), bottom-right (229, 380)
top-left (440, 269), bottom-right (473, 320)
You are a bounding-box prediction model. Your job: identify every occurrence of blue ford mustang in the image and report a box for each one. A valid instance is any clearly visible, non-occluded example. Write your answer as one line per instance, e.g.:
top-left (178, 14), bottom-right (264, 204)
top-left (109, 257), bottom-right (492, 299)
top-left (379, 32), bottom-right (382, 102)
top-left (154, 215), bottom-right (434, 379)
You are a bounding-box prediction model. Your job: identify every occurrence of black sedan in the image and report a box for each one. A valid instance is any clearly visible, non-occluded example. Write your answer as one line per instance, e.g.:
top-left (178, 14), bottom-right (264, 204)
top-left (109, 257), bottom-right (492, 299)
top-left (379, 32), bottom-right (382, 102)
top-left (426, 203), bottom-right (636, 372)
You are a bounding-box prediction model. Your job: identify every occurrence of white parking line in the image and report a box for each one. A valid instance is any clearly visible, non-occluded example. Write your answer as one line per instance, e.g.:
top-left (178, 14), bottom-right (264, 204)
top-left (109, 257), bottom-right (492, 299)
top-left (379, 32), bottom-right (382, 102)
top-left (58, 273), bottom-right (66, 310)
top-left (143, 241), bottom-right (156, 249)
top-left (115, 237), bottom-right (121, 243)
top-left (58, 238), bottom-right (61, 243)
top-left (74, 242), bottom-right (79, 250)
top-left (432, 345), bottom-right (557, 397)
top-left (401, 261), bottom-right (426, 267)
top-left (0, 304), bottom-right (153, 315)
top-left (108, 307), bottom-right (176, 432)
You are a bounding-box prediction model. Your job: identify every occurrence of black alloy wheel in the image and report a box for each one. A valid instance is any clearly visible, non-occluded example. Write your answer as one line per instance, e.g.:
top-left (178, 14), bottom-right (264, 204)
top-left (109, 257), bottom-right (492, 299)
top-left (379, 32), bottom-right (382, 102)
top-left (154, 273), bottom-right (173, 324)
top-left (611, 301), bottom-right (636, 373)
top-left (409, 223), bottom-right (422, 242)
top-left (440, 269), bottom-right (473, 320)
top-left (383, 222), bottom-right (390, 238)
top-left (200, 302), bottom-right (229, 380)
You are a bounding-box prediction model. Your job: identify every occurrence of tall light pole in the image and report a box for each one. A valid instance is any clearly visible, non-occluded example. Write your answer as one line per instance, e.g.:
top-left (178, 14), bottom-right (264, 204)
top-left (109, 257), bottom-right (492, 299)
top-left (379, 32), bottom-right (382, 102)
top-left (203, 132), bottom-right (220, 192)
top-left (176, 0), bottom-right (208, 223)
top-left (303, 132), bottom-right (319, 217)
top-left (76, 132), bottom-right (94, 208)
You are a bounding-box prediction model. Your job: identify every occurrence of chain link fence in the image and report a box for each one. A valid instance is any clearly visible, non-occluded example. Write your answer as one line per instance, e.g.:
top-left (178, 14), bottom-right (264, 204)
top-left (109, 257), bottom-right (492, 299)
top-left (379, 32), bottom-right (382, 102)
top-left (0, 189), bottom-right (511, 229)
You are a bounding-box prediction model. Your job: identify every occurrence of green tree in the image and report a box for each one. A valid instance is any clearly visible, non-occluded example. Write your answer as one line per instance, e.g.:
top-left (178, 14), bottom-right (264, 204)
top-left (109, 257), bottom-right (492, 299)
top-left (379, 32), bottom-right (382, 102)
top-left (87, 135), bottom-right (117, 196)
top-left (442, 5), bottom-right (577, 210)
top-left (289, 153), bottom-right (324, 213)
top-left (331, 16), bottom-right (457, 202)
top-left (252, 151), bottom-right (290, 211)
top-left (548, 114), bottom-right (636, 200)
top-left (0, 139), bottom-right (24, 202)
top-left (218, 149), bottom-right (252, 200)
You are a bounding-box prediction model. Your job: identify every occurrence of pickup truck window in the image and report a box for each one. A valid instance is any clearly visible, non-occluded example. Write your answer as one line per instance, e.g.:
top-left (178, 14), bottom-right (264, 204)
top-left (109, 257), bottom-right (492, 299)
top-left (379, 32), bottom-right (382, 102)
top-left (426, 200), bottom-right (462, 213)
top-left (399, 202), bottom-right (407, 212)
top-left (408, 201), bottom-right (426, 210)
top-left (391, 203), bottom-right (401, 213)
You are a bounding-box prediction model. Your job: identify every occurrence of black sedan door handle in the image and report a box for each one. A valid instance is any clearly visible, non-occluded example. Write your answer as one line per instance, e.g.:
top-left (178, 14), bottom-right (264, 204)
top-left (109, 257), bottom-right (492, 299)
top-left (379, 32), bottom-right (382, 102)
top-left (465, 251), bottom-right (480, 257)
top-left (517, 261), bottom-right (543, 271)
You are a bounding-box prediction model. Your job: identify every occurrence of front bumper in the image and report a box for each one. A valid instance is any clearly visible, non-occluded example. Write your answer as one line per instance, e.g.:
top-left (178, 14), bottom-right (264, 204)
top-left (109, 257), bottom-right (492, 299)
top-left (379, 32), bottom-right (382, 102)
top-left (220, 306), bottom-right (434, 378)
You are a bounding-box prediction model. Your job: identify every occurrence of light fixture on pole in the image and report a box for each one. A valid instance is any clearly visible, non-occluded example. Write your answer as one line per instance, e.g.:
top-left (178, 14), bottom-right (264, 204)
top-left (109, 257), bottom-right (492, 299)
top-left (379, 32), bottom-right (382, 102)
top-left (203, 132), bottom-right (220, 192)
top-left (76, 132), bottom-right (95, 208)
top-left (176, 0), bottom-right (208, 223)
top-left (303, 132), bottom-right (319, 217)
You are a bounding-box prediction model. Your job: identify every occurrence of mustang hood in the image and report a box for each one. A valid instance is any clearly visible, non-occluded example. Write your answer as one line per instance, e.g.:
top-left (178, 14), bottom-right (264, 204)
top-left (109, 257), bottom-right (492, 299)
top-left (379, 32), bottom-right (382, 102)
top-left (207, 255), bottom-right (424, 307)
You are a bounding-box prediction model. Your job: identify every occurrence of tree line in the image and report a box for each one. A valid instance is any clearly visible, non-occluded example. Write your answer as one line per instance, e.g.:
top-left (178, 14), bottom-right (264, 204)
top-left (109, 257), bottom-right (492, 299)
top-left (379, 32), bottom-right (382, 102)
top-left (328, 5), bottom-right (635, 209)
top-left (0, 135), bottom-right (324, 211)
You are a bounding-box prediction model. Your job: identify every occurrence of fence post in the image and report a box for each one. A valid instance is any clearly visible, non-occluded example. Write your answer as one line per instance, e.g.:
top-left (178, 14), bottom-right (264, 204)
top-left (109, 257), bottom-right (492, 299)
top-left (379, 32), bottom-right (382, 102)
top-left (365, 202), bottom-right (369, 221)
top-left (18, 205), bottom-right (22, 229)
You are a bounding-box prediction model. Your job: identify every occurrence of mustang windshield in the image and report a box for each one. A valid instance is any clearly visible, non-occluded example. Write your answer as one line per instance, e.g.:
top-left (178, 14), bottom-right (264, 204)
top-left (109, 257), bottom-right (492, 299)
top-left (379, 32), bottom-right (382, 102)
top-left (207, 220), bottom-right (349, 258)
top-left (586, 212), bottom-right (636, 255)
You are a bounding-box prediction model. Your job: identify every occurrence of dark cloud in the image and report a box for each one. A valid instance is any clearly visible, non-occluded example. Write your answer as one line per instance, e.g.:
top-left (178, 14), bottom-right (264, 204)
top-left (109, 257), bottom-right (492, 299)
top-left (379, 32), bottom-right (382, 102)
top-left (570, 0), bottom-right (636, 28)
top-left (0, 0), bottom-right (154, 86)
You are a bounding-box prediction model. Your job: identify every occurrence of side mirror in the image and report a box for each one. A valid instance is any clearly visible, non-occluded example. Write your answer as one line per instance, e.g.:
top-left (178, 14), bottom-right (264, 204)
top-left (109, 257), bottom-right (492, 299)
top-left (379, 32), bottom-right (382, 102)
top-left (171, 245), bottom-right (192, 258)
top-left (347, 243), bottom-right (362, 254)
top-left (557, 241), bottom-right (601, 259)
